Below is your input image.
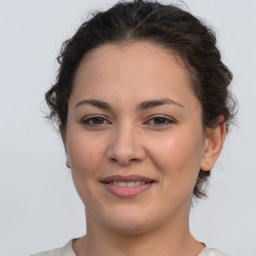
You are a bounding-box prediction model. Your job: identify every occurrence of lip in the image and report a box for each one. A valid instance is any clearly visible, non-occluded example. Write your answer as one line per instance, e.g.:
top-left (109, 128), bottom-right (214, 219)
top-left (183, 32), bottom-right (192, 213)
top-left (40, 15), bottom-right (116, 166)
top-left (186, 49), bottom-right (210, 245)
top-left (101, 175), bottom-right (155, 198)
top-left (101, 175), bottom-right (154, 183)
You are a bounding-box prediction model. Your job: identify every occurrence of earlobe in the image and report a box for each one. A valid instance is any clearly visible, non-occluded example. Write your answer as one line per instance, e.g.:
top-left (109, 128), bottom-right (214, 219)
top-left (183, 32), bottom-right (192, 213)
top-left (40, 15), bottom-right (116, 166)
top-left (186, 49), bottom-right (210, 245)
top-left (64, 145), bottom-right (71, 169)
top-left (200, 120), bottom-right (226, 171)
top-left (65, 148), bottom-right (71, 169)
top-left (66, 153), bottom-right (71, 169)
top-left (66, 161), bottom-right (71, 169)
top-left (62, 135), bottom-right (71, 169)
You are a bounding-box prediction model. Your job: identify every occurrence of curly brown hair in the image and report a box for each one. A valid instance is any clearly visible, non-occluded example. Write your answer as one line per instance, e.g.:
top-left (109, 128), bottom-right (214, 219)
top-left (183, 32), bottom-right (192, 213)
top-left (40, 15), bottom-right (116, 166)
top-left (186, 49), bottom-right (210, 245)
top-left (45, 0), bottom-right (236, 199)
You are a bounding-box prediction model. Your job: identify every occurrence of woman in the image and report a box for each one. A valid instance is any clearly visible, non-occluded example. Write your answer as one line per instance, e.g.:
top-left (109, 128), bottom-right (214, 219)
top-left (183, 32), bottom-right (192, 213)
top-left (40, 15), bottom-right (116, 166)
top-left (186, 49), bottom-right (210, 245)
top-left (33, 0), bottom-right (235, 255)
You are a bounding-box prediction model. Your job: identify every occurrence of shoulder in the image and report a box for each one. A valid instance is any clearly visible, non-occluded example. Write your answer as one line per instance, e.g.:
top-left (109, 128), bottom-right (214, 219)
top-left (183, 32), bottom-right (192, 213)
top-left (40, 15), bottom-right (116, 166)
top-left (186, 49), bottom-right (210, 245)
top-left (31, 239), bottom-right (76, 256)
top-left (199, 247), bottom-right (230, 256)
top-left (31, 247), bottom-right (62, 256)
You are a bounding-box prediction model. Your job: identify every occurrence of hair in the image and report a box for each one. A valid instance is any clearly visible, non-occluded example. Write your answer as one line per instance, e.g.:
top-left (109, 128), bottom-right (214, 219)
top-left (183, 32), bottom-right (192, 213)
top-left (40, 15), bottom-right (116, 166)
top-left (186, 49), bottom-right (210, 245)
top-left (45, 0), bottom-right (236, 199)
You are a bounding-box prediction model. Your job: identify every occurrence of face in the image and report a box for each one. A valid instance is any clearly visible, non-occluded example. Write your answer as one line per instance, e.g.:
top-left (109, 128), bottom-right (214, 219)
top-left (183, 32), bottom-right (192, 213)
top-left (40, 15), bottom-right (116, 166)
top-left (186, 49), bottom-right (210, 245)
top-left (65, 42), bottom-right (212, 233)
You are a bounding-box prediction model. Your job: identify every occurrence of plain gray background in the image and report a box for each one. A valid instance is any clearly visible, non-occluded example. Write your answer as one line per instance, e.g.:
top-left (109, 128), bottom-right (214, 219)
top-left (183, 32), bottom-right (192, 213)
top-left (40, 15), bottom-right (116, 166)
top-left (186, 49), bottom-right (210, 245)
top-left (0, 0), bottom-right (255, 255)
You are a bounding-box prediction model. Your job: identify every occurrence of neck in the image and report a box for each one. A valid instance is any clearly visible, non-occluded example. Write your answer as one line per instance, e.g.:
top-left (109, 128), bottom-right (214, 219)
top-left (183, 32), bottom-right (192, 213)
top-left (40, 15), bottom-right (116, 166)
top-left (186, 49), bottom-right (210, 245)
top-left (72, 208), bottom-right (204, 256)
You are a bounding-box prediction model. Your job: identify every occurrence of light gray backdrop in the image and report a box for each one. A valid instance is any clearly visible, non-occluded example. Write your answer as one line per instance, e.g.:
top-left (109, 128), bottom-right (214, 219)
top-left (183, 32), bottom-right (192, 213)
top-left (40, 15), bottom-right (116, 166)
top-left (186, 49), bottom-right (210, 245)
top-left (0, 0), bottom-right (255, 255)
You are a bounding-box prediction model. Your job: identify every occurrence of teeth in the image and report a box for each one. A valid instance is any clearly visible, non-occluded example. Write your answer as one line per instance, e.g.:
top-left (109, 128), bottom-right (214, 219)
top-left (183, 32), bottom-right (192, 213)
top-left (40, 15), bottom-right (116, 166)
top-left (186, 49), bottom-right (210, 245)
top-left (112, 181), bottom-right (147, 187)
top-left (127, 181), bottom-right (135, 187)
top-left (113, 181), bottom-right (126, 187)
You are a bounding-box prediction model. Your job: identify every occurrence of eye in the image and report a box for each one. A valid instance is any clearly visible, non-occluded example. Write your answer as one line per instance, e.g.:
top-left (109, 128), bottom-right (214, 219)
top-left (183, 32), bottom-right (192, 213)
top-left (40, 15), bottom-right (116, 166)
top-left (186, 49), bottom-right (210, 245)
top-left (146, 116), bottom-right (175, 126)
top-left (82, 115), bottom-right (111, 126)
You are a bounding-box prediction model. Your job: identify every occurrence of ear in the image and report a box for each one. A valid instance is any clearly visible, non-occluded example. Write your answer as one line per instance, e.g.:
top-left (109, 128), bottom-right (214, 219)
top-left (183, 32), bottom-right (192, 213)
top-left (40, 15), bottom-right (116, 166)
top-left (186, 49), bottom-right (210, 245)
top-left (62, 134), bottom-right (71, 169)
top-left (200, 119), bottom-right (226, 171)
top-left (66, 152), bottom-right (71, 169)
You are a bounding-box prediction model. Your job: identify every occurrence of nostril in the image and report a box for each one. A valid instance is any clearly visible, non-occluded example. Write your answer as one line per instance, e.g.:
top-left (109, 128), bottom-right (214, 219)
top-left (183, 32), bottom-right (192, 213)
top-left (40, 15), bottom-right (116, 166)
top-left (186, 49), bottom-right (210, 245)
top-left (106, 136), bottom-right (146, 165)
top-left (109, 157), bottom-right (118, 163)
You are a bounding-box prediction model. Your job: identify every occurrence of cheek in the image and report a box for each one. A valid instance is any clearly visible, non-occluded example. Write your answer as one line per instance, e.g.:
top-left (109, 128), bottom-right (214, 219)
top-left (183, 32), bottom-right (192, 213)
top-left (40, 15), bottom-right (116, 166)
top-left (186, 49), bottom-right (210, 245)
top-left (67, 135), bottom-right (106, 205)
top-left (148, 130), bottom-right (204, 189)
top-left (66, 130), bottom-right (107, 182)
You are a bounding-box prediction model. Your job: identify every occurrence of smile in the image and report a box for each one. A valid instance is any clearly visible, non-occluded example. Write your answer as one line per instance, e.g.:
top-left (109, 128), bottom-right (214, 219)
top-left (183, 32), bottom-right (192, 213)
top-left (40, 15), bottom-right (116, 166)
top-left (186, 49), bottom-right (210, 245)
top-left (101, 175), bottom-right (155, 198)
top-left (108, 181), bottom-right (149, 187)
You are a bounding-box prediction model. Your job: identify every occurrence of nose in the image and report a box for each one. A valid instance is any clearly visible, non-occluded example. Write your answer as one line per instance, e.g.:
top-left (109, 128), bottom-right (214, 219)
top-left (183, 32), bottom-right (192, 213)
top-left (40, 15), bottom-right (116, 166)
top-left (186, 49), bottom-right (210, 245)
top-left (106, 124), bottom-right (146, 166)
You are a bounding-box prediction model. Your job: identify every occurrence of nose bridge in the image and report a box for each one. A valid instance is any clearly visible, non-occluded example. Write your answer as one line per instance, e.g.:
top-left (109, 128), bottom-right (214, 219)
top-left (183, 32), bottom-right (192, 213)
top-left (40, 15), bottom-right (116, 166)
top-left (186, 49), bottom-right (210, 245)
top-left (107, 121), bottom-right (145, 165)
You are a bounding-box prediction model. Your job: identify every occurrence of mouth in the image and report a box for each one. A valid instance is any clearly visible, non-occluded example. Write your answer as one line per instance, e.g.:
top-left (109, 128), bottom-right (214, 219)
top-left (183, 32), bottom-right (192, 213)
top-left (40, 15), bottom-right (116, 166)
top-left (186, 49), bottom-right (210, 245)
top-left (101, 175), bottom-right (155, 198)
top-left (104, 180), bottom-right (154, 187)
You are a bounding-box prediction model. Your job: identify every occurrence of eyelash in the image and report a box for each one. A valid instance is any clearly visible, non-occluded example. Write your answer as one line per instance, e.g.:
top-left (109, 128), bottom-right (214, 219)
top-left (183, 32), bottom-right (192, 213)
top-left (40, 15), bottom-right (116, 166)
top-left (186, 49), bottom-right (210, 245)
top-left (145, 115), bottom-right (175, 126)
top-left (81, 115), bottom-right (175, 127)
top-left (82, 115), bottom-right (111, 126)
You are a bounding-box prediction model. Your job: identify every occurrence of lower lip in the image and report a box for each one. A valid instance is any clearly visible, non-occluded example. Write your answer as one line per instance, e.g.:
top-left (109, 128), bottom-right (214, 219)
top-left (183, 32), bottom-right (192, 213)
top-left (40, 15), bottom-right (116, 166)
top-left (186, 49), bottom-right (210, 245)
top-left (102, 183), bottom-right (154, 198)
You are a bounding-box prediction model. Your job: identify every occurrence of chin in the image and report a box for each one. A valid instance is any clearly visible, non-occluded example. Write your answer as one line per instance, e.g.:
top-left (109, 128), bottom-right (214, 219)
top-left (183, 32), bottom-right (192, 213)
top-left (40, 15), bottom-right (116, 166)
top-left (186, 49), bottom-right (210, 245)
top-left (105, 219), bottom-right (153, 235)
top-left (97, 204), bottom-right (159, 234)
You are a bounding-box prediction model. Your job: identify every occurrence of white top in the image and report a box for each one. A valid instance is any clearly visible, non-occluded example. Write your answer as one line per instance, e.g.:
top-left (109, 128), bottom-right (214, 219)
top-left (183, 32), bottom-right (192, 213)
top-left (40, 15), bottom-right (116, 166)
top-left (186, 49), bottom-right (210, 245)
top-left (31, 239), bottom-right (230, 256)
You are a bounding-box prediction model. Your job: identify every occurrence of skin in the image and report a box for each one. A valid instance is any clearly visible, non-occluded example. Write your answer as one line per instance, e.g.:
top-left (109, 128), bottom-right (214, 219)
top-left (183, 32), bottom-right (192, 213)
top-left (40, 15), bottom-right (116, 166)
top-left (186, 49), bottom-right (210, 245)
top-left (64, 41), bottom-right (226, 256)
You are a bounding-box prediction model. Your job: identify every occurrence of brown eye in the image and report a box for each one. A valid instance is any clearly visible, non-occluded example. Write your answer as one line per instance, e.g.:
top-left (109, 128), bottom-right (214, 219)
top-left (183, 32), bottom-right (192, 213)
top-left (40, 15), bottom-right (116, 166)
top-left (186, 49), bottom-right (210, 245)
top-left (153, 117), bottom-right (168, 124)
top-left (82, 116), bottom-right (110, 126)
top-left (146, 116), bottom-right (174, 126)
top-left (90, 117), bottom-right (105, 124)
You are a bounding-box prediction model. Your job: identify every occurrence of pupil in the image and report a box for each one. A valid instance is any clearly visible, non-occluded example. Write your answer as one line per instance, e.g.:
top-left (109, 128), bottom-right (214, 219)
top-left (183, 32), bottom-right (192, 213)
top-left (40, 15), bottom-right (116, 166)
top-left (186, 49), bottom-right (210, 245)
top-left (94, 117), bottom-right (104, 124)
top-left (154, 117), bottom-right (165, 124)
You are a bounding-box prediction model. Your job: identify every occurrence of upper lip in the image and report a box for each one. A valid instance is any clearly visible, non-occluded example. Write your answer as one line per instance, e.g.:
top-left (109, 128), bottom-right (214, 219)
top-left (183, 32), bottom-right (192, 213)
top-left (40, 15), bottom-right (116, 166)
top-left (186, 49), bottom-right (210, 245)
top-left (101, 175), bottom-right (155, 183)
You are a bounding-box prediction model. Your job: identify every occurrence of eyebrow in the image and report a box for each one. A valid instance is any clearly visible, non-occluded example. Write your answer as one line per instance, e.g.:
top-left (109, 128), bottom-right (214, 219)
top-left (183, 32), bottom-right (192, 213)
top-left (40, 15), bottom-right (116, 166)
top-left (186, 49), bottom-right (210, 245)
top-left (75, 98), bottom-right (184, 110)
top-left (136, 98), bottom-right (184, 111)
top-left (75, 99), bottom-right (111, 109)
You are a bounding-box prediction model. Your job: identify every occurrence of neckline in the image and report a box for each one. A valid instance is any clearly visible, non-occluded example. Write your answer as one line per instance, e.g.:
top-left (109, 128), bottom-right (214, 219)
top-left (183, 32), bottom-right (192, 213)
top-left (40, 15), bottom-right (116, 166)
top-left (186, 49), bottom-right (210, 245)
top-left (65, 238), bottom-right (208, 256)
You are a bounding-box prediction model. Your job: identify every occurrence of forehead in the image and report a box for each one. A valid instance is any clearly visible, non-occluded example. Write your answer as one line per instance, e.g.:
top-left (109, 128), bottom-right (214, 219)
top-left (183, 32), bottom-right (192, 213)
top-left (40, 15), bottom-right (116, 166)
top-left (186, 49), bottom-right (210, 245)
top-left (71, 41), bottom-right (198, 109)
top-left (75, 41), bottom-right (190, 81)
